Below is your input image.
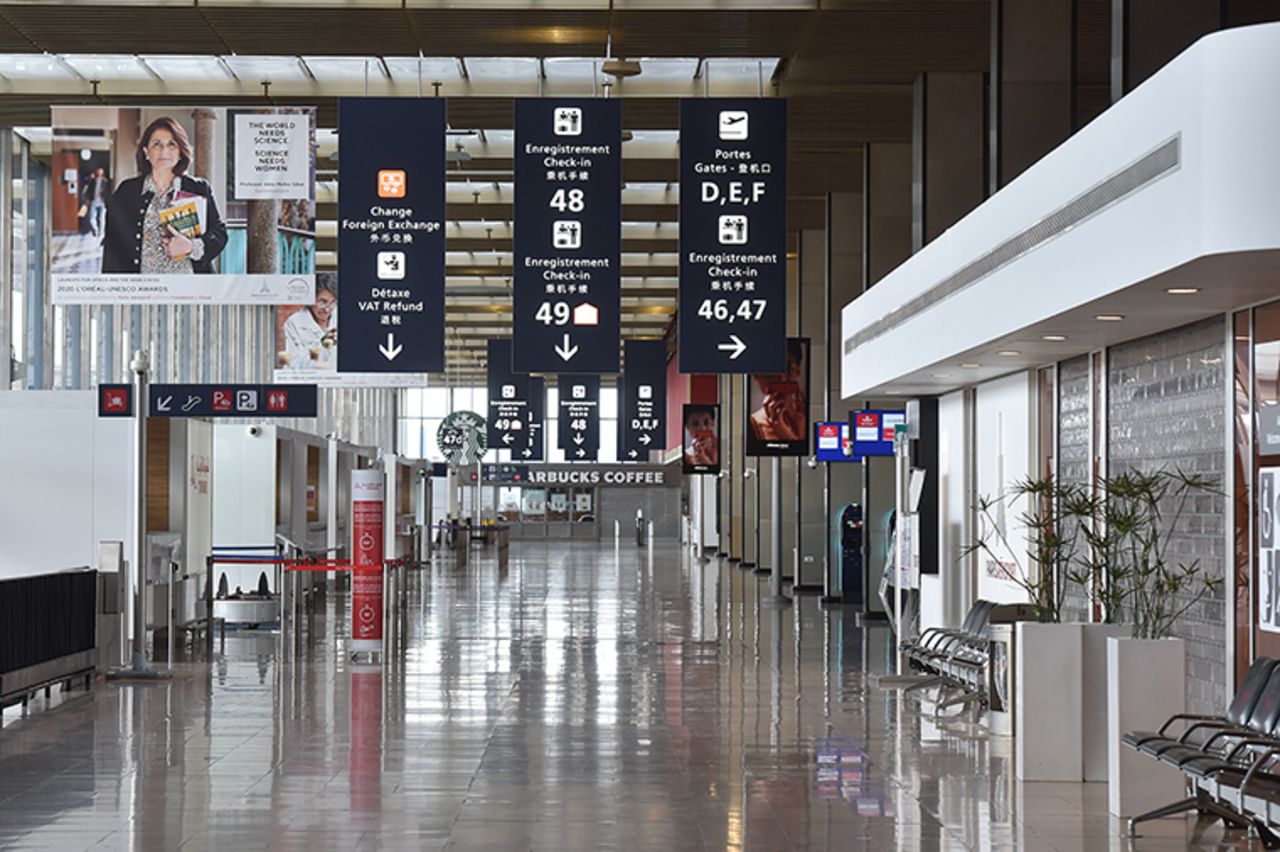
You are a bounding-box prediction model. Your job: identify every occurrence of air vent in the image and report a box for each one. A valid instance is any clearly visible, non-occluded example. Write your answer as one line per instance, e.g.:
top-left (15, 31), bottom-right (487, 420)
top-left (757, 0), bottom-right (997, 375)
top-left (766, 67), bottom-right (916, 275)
top-left (845, 135), bottom-right (1181, 354)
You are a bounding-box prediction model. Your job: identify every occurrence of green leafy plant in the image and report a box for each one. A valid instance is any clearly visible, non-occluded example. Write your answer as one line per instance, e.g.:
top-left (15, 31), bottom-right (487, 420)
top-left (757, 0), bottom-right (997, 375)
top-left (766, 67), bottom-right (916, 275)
top-left (965, 476), bottom-right (1089, 624)
top-left (1065, 468), bottom-right (1222, 640)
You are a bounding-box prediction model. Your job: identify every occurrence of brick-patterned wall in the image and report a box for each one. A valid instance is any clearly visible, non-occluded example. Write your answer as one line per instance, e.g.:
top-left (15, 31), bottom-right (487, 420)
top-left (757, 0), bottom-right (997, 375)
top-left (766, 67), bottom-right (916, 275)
top-left (1108, 317), bottom-right (1227, 714)
top-left (1057, 356), bottom-right (1092, 623)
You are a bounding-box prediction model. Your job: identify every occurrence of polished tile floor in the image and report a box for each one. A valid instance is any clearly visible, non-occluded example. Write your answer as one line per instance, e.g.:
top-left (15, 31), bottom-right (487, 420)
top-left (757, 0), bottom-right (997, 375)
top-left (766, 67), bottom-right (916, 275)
top-left (0, 541), bottom-right (1260, 850)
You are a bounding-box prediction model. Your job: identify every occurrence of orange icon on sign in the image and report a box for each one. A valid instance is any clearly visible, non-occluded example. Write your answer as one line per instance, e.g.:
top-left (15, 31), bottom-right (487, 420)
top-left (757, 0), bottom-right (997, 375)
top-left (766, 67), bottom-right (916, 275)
top-left (378, 170), bottom-right (406, 198)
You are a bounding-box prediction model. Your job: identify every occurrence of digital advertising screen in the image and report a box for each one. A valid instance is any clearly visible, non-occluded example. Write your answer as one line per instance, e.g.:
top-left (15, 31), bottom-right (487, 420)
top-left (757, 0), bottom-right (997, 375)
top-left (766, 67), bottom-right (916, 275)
top-left (745, 337), bottom-right (810, 457)
top-left (682, 403), bottom-right (721, 475)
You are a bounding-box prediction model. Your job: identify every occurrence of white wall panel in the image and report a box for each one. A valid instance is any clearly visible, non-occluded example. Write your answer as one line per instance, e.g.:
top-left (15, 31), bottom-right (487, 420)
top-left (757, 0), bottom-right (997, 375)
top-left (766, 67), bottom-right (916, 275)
top-left (974, 372), bottom-right (1035, 604)
top-left (212, 423), bottom-right (277, 594)
top-left (0, 391), bottom-right (132, 579)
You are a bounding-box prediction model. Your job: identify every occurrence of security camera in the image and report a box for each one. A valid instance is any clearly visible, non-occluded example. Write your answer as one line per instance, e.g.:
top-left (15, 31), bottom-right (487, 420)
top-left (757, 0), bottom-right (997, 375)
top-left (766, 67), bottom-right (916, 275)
top-left (743, 469), bottom-right (754, 480)
top-left (247, 425), bottom-right (262, 438)
top-left (807, 456), bottom-right (819, 470)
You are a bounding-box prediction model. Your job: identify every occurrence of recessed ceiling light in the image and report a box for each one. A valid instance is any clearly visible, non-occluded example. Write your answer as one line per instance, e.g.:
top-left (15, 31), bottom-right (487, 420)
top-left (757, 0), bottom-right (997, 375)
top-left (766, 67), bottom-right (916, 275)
top-left (997, 350), bottom-right (1021, 356)
top-left (959, 362), bottom-right (981, 369)
top-left (1166, 287), bottom-right (1200, 295)
top-left (884, 390), bottom-right (902, 395)
top-left (932, 372), bottom-right (952, 379)
top-left (1095, 314), bottom-right (1124, 322)
top-left (1042, 334), bottom-right (1068, 341)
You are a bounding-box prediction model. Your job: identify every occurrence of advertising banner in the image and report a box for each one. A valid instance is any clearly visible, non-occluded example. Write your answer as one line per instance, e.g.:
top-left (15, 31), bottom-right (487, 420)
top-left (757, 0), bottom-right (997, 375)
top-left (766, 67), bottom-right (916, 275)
top-left (51, 106), bottom-right (316, 305)
top-left (350, 469), bottom-right (384, 653)
top-left (557, 373), bottom-right (600, 461)
top-left (337, 98), bottom-right (446, 374)
top-left (682, 403), bottom-right (721, 475)
top-left (745, 337), bottom-right (810, 457)
top-left (678, 98), bottom-right (788, 374)
top-left (1260, 467), bottom-right (1280, 633)
top-left (621, 339), bottom-right (667, 460)
top-left (513, 99), bottom-right (622, 374)
top-left (273, 272), bottom-right (428, 387)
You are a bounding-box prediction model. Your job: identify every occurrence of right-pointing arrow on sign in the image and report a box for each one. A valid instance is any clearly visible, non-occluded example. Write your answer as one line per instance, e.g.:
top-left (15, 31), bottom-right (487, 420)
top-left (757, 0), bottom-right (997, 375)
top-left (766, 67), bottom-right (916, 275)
top-left (379, 332), bottom-right (403, 361)
top-left (628, 449), bottom-right (638, 459)
top-left (554, 333), bottom-right (579, 362)
top-left (638, 434), bottom-right (652, 446)
top-left (717, 334), bottom-right (747, 360)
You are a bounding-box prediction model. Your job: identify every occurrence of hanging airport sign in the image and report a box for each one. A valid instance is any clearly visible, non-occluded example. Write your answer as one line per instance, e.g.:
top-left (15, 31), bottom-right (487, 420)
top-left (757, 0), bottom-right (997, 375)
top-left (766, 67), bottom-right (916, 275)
top-left (98, 383), bottom-right (134, 417)
top-left (437, 410), bottom-right (487, 466)
top-left (512, 99), bottom-right (622, 374)
top-left (678, 98), bottom-right (788, 374)
top-left (621, 339), bottom-right (667, 460)
top-left (521, 377), bottom-right (546, 462)
top-left (556, 373), bottom-right (600, 461)
top-left (50, 106), bottom-right (317, 306)
top-left (486, 339), bottom-right (534, 451)
top-left (473, 464), bottom-right (530, 483)
top-left (147, 383), bottom-right (318, 418)
top-left (337, 98), bottom-right (446, 374)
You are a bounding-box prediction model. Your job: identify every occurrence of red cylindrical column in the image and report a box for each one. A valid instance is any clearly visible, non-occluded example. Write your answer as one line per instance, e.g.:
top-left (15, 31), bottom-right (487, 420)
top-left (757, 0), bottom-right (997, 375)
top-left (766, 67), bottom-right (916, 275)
top-left (350, 468), bottom-right (384, 654)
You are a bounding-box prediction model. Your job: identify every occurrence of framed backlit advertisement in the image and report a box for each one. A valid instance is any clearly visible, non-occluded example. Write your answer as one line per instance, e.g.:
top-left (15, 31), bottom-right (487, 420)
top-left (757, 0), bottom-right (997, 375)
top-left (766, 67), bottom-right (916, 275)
top-left (745, 337), bottom-right (810, 457)
top-left (682, 403), bottom-right (721, 475)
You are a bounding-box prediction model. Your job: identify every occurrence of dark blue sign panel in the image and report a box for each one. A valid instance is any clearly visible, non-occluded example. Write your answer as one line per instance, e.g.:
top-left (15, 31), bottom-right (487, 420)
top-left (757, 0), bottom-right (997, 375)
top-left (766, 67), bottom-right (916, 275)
top-left (486, 339), bottom-right (534, 451)
top-left (148, 384), bottom-right (317, 418)
top-left (815, 422), bottom-right (861, 463)
top-left (557, 373), bottom-right (599, 461)
top-left (621, 339), bottom-right (667, 460)
top-left (98, 383), bottom-right (133, 417)
top-left (337, 98), bottom-right (445, 374)
top-left (513, 99), bottom-right (621, 374)
top-left (678, 98), bottom-right (787, 374)
top-left (521, 378), bottom-right (546, 462)
top-left (851, 410), bottom-right (907, 457)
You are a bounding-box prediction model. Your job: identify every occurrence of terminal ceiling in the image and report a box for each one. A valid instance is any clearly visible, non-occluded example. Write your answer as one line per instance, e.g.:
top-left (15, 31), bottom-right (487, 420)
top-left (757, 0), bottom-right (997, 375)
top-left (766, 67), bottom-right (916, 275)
top-left (8, 0), bottom-right (1259, 379)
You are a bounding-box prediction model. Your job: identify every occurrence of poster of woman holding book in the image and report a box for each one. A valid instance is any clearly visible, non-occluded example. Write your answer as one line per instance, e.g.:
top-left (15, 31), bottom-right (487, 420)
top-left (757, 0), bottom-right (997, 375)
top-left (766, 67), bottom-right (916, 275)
top-left (101, 116), bottom-right (228, 274)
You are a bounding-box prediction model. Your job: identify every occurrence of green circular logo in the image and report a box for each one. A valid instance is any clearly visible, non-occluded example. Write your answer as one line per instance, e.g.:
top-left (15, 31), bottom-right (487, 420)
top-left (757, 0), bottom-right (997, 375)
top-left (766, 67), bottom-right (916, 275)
top-left (437, 411), bottom-right (487, 465)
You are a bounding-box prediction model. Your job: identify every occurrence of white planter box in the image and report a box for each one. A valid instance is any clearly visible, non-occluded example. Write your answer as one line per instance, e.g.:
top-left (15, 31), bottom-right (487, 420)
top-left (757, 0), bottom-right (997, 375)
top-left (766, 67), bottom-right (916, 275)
top-left (1107, 637), bottom-right (1187, 817)
top-left (1016, 622), bottom-right (1083, 781)
top-left (1082, 623), bottom-right (1129, 782)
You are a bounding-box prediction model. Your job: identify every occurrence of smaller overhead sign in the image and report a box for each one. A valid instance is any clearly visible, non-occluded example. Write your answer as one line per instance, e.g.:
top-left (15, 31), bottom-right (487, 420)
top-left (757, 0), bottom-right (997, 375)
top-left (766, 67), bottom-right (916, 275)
top-left (98, 384), bottom-right (134, 418)
top-left (520, 377), bottom-right (546, 461)
top-left (475, 463), bottom-right (529, 483)
top-left (148, 384), bottom-right (318, 418)
top-left (438, 411), bottom-right (487, 466)
top-left (557, 374), bottom-right (600, 461)
top-left (621, 339), bottom-right (667, 460)
top-left (486, 339), bottom-right (533, 451)
top-left (850, 410), bottom-right (906, 457)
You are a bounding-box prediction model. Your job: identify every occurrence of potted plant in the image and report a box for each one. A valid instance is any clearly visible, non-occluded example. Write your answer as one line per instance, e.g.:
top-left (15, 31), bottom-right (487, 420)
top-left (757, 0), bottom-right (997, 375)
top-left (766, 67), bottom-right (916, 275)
top-left (967, 476), bottom-right (1091, 781)
top-left (1090, 468), bottom-right (1222, 817)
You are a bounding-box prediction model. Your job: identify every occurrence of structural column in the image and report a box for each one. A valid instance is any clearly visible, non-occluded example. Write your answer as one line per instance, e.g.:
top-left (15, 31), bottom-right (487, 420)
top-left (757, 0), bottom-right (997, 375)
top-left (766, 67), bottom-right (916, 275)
top-left (1110, 0), bottom-right (1223, 102)
top-left (989, 0), bottom-right (1074, 192)
top-left (862, 143), bottom-right (912, 290)
top-left (912, 72), bottom-right (986, 252)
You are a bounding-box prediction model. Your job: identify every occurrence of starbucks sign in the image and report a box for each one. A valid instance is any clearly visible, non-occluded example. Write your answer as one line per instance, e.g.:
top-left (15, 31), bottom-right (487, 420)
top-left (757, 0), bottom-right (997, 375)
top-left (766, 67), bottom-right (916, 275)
top-left (437, 411), bottom-right (487, 465)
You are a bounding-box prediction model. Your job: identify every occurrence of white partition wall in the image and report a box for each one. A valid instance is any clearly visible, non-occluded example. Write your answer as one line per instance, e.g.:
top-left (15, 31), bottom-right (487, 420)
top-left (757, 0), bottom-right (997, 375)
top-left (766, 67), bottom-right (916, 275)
top-left (212, 423), bottom-right (278, 594)
top-left (917, 389), bottom-right (972, 631)
top-left (0, 391), bottom-right (133, 579)
top-left (973, 372), bottom-right (1035, 605)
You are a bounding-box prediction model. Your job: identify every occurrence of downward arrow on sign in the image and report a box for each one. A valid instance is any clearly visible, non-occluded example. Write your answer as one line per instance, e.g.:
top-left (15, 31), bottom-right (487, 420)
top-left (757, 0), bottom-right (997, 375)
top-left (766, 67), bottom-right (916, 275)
top-left (379, 333), bottom-right (403, 361)
top-left (554, 333), bottom-right (579, 362)
top-left (573, 434), bottom-right (585, 445)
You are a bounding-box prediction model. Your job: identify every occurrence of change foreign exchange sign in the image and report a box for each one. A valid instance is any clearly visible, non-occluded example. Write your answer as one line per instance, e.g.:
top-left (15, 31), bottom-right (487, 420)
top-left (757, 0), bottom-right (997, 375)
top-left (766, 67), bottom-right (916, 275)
top-left (678, 99), bottom-right (788, 374)
top-left (337, 98), bottom-right (446, 374)
top-left (513, 99), bottom-right (622, 374)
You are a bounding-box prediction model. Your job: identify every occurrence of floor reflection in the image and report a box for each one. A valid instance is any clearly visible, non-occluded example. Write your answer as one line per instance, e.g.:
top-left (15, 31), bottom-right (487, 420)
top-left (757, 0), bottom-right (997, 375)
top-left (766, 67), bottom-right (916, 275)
top-left (0, 540), bottom-right (1264, 850)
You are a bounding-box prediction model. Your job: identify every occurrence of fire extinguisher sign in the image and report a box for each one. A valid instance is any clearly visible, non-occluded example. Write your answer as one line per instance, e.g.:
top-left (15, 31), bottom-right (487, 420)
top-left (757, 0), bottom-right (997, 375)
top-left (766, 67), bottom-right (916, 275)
top-left (350, 469), bottom-right (384, 653)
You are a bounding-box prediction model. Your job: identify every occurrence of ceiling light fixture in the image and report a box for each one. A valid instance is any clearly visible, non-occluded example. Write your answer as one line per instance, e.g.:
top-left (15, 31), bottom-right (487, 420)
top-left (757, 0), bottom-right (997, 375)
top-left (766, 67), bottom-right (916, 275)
top-left (601, 0), bottom-right (642, 79)
top-left (932, 373), bottom-right (952, 379)
top-left (1095, 314), bottom-right (1124, 321)
top-left (959, 362), bottom-right (981, 369)
top-left (1166, 287), bottom-right (1200, 295)
top-left (1042, 334), bottom-right (1068, 341)
top-left (997, 350), bottom-right (1020, 356)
